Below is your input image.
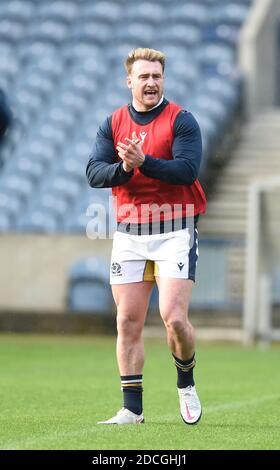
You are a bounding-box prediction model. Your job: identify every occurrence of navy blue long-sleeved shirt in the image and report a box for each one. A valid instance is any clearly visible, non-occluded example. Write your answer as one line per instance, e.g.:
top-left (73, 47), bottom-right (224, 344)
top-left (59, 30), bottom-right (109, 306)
top-left (86, 98), bottom-right (202, 188)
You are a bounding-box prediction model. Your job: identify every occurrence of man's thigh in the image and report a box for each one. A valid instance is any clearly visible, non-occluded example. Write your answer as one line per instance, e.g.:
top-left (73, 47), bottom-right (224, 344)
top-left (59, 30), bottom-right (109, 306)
top-left (112, 281), bottom-right (154, 323)
top-left (156, 278), bottom-right (194, 322)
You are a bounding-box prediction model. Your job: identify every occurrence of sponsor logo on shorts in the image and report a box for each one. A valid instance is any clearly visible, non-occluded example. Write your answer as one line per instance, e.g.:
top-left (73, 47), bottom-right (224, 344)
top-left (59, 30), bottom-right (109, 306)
top-left (177, 262), bottom-right (184, 271)
top-left (111, 262), bottom-right (122, 276)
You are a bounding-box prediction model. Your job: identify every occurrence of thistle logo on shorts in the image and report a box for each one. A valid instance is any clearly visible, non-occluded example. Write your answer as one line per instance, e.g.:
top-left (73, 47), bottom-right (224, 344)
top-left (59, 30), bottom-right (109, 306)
top-left (111, 262), bottom-right (122, 276)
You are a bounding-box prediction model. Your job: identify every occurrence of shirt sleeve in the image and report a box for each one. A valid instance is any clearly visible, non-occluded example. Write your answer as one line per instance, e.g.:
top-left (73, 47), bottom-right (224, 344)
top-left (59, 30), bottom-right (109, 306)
top-left (139, 111), bottom-right (202, 185)
top-left (86, 116), bottom-right (134, 188)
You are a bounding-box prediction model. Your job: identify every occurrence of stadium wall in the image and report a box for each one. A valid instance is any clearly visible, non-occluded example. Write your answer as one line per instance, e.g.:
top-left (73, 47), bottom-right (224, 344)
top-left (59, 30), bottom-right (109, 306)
top-left (0, 235), bottom-right (111, 313)
top-left (239, 0), bottom-right (280, 116)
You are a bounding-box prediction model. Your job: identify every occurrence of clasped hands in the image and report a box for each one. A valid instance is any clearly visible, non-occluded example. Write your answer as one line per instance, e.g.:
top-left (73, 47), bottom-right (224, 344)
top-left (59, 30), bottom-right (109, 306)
top-left (117, 131), bottom-right (145, 173)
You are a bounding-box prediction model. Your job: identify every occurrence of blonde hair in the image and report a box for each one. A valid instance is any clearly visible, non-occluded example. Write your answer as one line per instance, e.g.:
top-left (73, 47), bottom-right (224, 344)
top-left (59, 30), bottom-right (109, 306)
top-left (124, 47), bottom-right (165, 74)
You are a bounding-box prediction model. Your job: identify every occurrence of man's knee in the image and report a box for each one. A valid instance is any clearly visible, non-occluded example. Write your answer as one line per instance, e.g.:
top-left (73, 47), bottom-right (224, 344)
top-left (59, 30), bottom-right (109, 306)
top-left (163, 315), bottom-right (193, 340)
top-left (117, 312), bottom-right (143, 338)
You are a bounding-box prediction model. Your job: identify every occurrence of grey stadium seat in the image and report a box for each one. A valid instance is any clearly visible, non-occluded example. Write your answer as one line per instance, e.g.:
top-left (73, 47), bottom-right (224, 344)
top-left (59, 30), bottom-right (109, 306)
top-left (71, 21), bottom-right (113, 45)
top-left (124, 3), bottom-right (165, 25)
top-left (0, 212), bottom-right (11, 232)
top-left (16, 210), bottom-right (58, 233)
top-left (169, 3), bottom-right (208, 26)
top-left (36, 1), bottom-right (80, 24)
top-left (67, 257), bottom-right (113, 314)
top-left (159, 23), bottom-right (201, 48)
top-left (81, 2), bottom-right (122, 23)
top-left (0, 1), bottom-right (34, 22)
top-left (27, 20), bottom-right (69, 44)
top-left (116, 22), bottom-right (155, 46)
top-left (0, 191), bottom-right (22, 220)
top-left (0, 19), bottom-right (26, 43)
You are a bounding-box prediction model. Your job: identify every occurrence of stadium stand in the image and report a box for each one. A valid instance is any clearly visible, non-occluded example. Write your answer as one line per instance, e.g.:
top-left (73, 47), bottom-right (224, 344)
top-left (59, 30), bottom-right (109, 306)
top-left (0, 0), bottom-right (255, 314)
top-left (67, 256), bottom-right (113, 313)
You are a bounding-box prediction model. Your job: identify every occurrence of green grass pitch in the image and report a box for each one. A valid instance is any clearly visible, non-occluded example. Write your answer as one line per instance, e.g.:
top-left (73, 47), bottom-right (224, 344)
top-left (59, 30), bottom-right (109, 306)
top-left (0, 333), bottom-right (279, 450)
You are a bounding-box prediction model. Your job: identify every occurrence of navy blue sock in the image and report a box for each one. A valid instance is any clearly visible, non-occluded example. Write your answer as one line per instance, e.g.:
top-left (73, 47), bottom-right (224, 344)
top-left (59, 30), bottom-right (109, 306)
top-left (121, 375), bottom-right (143, 415)
top-left (173, 353), bottom-right (196, 388)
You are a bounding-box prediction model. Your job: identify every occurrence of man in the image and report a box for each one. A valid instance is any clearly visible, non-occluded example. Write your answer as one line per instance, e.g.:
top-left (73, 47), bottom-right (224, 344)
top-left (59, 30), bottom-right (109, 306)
top-left (86, 48), bottom-right (206, 425)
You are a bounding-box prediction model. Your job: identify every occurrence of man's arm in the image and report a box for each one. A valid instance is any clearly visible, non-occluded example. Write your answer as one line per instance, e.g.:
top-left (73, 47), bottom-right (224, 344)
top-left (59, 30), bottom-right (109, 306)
top-left (139, 111), bottom-right (202, 185)
top-left (86, 116), bottom-right (134, 188)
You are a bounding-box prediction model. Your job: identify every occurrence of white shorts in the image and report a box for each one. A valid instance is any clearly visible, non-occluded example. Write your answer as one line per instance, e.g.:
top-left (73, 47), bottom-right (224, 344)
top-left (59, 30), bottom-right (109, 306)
top-left (110, 227), bottom-right (199, 285)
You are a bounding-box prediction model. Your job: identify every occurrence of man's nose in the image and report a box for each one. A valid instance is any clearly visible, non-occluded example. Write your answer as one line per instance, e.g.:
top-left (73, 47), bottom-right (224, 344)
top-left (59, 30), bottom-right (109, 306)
top-left (147, 76), bottom-right (156, 87)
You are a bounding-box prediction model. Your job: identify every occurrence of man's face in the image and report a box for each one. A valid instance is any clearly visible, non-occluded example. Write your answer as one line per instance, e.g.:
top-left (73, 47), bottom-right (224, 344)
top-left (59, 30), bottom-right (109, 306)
top-left (127, 60), bottom-right (164, 111)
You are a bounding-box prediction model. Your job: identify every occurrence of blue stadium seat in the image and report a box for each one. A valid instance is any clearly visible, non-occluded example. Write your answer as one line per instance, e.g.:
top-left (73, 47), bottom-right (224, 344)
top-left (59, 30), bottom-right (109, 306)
top-left (0, 212), bottom-right (11, 232)
top-left (0, 191), bottom-right (22, 220)
top-left (0, 19), bottom-right (26, 43)
top-left (116, 22), bottom-right (155, 46)
top-left (61, 73), bottom-right (99, 98)
top-left (13, 89), bottom-right (44, 115)
top-left (211, 3), bottom-right (250, 27)
top-left (28, 139), bottom-right (57, 166)
top-left (71, 56), bottom-right (107, 80)
top-left (196, 43), bottom-right (236, 72)
top-left (16, 209), bottom-right (58, 233)
top-left (27, 20), bottom-right (69, 44)
top-left (0, 174), bottom-right (33, 201)
top-left (4, 156), bottom-right (44, 183)
top-left (156, 43), bottom-right (194, 63)
top-left (193, 94), bottom-right (230, 126)
top-left (44, 176), bottom-right (81, 203)
top-left (19, 72), bottom-right (55, 97)
top-left (53, 157), bottom-right (87, 184)
top-left (203, 23), bottom-right (240, 47)
top-left (124, 3), bottom-right (165, 25)
top-left (67, 257), bottom-right (113, 313)
top-left (160, 23), bottom-right (201, 48)
top-left (0, 1), bottom-right (34, 21)
top-left (71, 21), bottom-right (113, 45)
top-left (34, 122), bottom-right (67, 147)
top-left (56, 91), bottom-right (88, 116)
top-left (30, 192), bottom-right (69, 220)
top-left (81, 2), bottom-right (122, 23)
top-left (47, 105), bottom-right (76, 130)
top-left (62, 42), bottom-right (102, 63)
top-left (169, 3), bottom-right (208, 26)
top-left (106, 43), bottom-right (140, 66)
top-left (18, 41), bottom-right (58, 61)
top-left (167, 59), bottom-right (200, 87)
top-left (196, 76), bottom-right (239, 108)
top-left (164, 76), bottom-right (190, 104)
top-left (36, 1), bottom-right (79, 24)
top-left (0, 55), bottom-right (19, 82)
top-left (103, 90), bottom-right (131, 110)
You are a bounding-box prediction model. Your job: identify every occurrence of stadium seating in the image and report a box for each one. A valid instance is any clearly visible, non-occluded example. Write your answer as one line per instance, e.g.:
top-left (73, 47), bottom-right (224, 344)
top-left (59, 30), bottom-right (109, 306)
top-left (0, 0), bottom-right (253, 311)
top-left (67, 257), bottom-right (113, 313)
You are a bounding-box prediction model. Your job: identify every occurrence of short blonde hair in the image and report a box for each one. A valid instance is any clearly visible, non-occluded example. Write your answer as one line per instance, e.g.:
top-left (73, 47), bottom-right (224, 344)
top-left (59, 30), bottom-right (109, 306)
top-left (124, 47), bottom-right (165, 75)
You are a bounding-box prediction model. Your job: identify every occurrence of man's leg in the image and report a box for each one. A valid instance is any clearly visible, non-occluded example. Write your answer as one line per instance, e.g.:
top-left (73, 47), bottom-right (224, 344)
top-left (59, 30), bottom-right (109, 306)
top-left (98, 280), bottom-right (154, 424)
top-left (112, 281), bottom-right (154, 376)
top-left (156, 277), bottom-right (201, 425)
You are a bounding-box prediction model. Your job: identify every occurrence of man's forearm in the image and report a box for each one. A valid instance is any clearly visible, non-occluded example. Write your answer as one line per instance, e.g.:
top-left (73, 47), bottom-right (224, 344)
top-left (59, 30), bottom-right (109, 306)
top-left (86, 159), bottom-right (133, 188)
top-left (139, 155), bottom-right (197, 185)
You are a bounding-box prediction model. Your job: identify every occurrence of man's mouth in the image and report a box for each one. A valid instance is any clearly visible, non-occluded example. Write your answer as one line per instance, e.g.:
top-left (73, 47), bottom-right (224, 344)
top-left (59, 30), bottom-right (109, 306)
top-left (144, 90), bottom-right (157, 96)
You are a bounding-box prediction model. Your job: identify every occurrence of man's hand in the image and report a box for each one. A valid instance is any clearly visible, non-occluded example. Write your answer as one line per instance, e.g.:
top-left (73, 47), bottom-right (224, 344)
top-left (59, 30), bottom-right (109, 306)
top-left (117, 131), bottom-right (145, 171)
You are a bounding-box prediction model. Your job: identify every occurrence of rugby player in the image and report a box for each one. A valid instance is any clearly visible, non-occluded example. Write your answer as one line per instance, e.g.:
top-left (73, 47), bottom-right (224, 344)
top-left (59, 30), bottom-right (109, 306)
top-left (86, 48), bottom-right (206, 425)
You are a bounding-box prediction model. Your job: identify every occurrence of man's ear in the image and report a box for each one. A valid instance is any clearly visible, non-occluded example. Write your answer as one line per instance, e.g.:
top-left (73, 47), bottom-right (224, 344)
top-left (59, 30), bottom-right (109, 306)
top-left (127, 76), bottom-right (132, 89)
